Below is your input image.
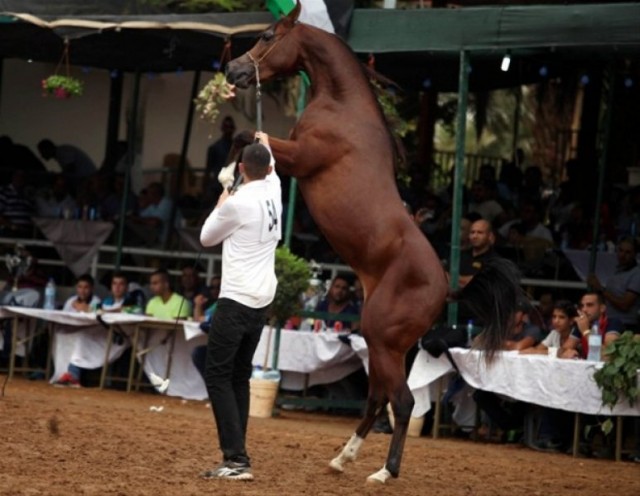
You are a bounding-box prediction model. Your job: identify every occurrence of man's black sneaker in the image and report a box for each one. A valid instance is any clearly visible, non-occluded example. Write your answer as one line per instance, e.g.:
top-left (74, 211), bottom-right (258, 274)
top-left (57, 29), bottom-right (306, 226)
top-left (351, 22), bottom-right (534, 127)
top-left (201, 461), bottom-right (254, 481)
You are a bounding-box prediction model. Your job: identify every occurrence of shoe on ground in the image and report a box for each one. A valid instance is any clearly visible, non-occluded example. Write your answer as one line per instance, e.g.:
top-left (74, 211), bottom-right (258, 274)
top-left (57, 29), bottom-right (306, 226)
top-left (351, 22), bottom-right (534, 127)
top-left (530, 439), bottom-right (563, 453)
top-left (201, 461), bottom-right (253, 481)
top-left (53, 372), bottom-right (81, 388)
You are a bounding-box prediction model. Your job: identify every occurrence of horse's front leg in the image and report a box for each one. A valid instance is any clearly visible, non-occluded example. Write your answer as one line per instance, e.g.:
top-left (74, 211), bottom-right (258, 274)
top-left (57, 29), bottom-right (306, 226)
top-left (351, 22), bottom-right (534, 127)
top-left (329, 361), bottom-right (386, 473)
top-left (268, 135), bottom-right (299, 175)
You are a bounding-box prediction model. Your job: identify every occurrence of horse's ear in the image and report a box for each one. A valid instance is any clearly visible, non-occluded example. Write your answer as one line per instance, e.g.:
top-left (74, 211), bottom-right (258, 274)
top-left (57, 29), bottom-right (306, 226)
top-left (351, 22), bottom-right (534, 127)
top-left (284, 0), bottom-right (301, 25)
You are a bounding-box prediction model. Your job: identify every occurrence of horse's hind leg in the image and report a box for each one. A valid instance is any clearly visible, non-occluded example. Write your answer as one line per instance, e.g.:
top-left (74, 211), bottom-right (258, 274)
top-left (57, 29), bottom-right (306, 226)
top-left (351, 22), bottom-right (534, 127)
top-left (367, 349), bottom-right (413, 484)
top-left (329, 365), bottom-right (386, 473)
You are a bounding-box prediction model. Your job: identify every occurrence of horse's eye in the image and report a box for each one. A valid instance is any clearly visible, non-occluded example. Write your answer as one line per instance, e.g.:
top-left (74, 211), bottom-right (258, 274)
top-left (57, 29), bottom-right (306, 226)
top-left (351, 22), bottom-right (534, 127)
top-left (261, 31), bottom-right (274, 42)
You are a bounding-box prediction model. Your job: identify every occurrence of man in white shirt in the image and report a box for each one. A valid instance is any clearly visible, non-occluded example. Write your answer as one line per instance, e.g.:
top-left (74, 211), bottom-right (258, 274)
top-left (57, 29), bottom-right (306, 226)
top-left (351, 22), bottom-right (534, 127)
top-left (199, 132), bottom-right (281, 481)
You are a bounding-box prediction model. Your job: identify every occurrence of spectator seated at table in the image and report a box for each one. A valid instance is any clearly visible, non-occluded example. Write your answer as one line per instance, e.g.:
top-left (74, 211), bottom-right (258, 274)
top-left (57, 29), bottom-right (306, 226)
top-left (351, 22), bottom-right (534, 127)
top-left (586, 236), bottom-right (640, 333)
top-left (502, 299), bottom-right (543, 351)
top-left (473, 299), bottom-right (542, 442)
top-left (141, 270), bottom-right (191, 387)
top-left (503, 221), bottom-right (554, 274)
top-left (125, 182), bottom-right (173, 247)
top-left (565, 291), bottom-right (622, 360)
top-left (62, 274), bottom-right (101, 314)
top-left (34, 174), bottom-right (77, 219)
top-left (467, 179), bottom-right (507, 227)
top-left (532, 291), bottom-right (554, 334)
top-left (53, 274), bottom-right (102, 387)
top-left (101, 174), bottom-right (137, 222)
top-left (178, 264), bottom-right (208, 306)
top-left (520, 300), bottom-right (582, 451)
top-left (314, 274), bottom-right (360, 331)
top-left (100, 272), bottom-right (145, 315)
top-left (145, 269), bottom-right (191, 320)
top-left (80, 174), bottom-right (117, 222)
top-left (498, 197), bottom-right (553, 245)
top-left (0, 169), bottom-right (35, 237)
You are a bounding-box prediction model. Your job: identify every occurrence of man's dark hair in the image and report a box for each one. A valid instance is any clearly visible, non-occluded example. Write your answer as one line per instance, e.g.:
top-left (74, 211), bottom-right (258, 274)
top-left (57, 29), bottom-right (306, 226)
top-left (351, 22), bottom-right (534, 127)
top-left (112, 271), bottom-right (128, 283)
top-left (583, 290), bottom-right (605, 305)
top-left (241, 143), bottom-right (271, 179)
top-left (77, 274), bottom-right (94, 286)
top-left (333, 274), bottom-right (352, 286)
top-left (554, 299), bottom-right (578, 319)
top-left (150, 268), bottom-right (170, 284)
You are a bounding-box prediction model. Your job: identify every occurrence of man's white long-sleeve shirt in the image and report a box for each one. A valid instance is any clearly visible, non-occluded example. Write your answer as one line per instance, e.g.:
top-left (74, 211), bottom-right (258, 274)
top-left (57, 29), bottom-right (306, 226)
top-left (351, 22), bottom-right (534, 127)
top-left (200, 168), bottom-right (282, 309)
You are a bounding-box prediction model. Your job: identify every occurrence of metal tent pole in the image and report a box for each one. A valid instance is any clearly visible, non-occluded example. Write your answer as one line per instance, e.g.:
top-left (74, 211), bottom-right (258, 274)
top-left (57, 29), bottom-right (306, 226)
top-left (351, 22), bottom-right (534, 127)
top-left (115, 69), bottom-right (141, 270)
top-left (283, 76), bottom-right (307, 248)
top-left (447, 50), bottom-right (470, 326)
top-left (588, 65), bottom-right (615, 276)
top-left (165, 70), bottom-right (201, 250)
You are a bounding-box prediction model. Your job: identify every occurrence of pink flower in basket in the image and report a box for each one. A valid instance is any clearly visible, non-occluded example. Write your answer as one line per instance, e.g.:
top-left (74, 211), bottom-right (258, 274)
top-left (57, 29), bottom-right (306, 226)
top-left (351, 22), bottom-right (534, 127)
top-left (54, 87), bottom-right (70, 99)
top-left (41, 75), bottom-right (83, 98)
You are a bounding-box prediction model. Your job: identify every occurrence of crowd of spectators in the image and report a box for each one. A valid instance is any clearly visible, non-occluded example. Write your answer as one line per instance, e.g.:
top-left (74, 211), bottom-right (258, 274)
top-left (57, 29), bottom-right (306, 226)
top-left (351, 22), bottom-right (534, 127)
top-left (1, 130), bottom-right (639, 462)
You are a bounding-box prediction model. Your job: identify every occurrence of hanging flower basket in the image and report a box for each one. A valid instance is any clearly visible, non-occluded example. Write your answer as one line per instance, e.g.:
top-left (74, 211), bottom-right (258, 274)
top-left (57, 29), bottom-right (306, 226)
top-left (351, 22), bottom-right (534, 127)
top-left (41, 75), bottom-right (84, 99)
top-left (194, 72), bottom-right (235, 125)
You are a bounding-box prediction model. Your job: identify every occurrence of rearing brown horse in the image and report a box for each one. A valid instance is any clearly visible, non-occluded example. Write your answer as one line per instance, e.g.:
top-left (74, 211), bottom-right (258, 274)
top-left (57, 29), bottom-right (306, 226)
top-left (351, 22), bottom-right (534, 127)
top-left (227, 3), bottom-right (520, 484)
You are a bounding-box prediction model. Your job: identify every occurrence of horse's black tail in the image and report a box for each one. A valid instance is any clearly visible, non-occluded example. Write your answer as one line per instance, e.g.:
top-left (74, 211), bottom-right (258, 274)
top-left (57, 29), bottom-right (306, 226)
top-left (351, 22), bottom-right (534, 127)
top-left (452, 257), bottom-right (523, 362)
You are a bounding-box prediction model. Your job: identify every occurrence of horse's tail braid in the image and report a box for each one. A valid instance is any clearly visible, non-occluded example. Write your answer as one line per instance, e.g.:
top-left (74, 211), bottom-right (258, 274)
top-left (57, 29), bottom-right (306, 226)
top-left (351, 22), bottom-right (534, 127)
top-left (452, 257), bottom-right (523, 362)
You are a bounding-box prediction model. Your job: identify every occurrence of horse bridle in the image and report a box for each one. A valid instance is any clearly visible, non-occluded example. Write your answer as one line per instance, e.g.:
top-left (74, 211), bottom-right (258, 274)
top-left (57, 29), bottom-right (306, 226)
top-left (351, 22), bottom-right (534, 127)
top-left (245, 29), bottom-right (292, 133)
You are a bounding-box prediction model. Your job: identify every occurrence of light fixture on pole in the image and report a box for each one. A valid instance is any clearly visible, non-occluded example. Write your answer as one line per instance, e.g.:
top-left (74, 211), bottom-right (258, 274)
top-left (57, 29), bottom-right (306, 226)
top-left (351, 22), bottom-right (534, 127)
top-left (501, 51), bottom-right (511, 72)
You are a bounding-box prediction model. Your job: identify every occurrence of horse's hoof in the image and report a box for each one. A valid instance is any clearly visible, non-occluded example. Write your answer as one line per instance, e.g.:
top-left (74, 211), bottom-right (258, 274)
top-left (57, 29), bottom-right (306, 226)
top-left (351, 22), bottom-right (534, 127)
top-left (328, 458), bottom-right (345, 472)
top-left (366, 467), bottom-right (392, 484)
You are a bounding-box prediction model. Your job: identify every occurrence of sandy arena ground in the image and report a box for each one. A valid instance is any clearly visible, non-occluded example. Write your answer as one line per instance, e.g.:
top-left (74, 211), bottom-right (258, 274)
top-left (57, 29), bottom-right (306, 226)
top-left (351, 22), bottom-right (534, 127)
top-left (0, 378), bottom-right (638, 496)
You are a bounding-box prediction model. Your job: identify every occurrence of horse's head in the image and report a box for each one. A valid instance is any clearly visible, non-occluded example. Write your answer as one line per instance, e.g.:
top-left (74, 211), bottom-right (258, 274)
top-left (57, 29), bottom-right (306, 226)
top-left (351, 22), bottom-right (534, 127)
top-left (226, 2), bottom-right (302, 88)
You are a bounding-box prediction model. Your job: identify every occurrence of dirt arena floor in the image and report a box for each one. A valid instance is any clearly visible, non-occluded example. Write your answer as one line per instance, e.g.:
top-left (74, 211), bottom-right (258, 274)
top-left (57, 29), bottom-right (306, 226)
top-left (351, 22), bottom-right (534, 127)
top-left (0, 378), bottom-right (638, 496)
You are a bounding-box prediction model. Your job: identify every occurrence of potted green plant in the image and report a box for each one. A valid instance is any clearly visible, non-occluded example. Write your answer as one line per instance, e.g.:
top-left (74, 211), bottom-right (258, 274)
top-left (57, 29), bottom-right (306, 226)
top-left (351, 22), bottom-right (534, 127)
top-left (41, 75), bottom-right (84, 99)
top-left (593, 331), bottom-right (640, 433)
top-left (271, 246), bottom-right (312, 326)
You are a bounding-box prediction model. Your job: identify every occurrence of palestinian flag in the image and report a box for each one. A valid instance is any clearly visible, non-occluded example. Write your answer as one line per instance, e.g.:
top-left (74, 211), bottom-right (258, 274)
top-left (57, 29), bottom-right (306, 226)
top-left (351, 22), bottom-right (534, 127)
top-left (266, 0), bottom-right (354, 39)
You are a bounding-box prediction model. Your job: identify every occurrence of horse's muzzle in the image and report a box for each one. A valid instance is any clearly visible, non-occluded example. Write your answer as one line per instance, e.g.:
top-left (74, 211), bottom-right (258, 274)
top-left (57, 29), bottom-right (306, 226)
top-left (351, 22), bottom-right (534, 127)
top-left (226, 59), bottom-right (255, 89)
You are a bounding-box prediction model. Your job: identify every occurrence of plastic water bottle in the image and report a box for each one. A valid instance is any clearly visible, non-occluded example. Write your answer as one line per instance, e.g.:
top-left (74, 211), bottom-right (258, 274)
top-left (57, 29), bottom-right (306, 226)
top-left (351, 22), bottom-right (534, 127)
top-left (466, 319), bottom-right (474, 347)
top-left (251, 366), bottom-right (265, 380)
top-left (262, 369), bottom-right (281, 382)
top-left (43, 278), bottom-right (56, 310)
top-left (587, 323), bottom-right (602, 362)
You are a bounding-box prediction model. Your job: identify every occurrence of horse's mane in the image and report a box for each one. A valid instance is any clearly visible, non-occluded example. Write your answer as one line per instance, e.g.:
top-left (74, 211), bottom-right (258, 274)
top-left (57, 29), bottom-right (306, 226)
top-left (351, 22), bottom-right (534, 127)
top-left (299, 22), bottom-right (405, 169)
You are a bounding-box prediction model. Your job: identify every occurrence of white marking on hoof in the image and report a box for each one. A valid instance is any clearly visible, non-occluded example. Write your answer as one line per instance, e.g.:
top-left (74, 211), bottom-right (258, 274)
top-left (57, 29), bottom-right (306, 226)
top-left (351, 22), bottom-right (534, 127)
top-left (329, 457), bottom-right (345, 472)
top-left (366, 466), bottom-right (392, 484)
top-left (328, 433), bottom-right (363, 473)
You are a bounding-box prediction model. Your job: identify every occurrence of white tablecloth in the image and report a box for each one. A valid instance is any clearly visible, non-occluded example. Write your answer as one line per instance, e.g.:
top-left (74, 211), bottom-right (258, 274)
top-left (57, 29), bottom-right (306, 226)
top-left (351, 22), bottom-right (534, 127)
top-left (183, 323), bottom-right (364, 393)
top-left (0, 307), bottom-right (205, 398)
top-left (253, 328), bottom-right (363, 390)
top-left (1, 307), bottom-right (365, 401)
top-left (409, 348), bottom-right (640, 417)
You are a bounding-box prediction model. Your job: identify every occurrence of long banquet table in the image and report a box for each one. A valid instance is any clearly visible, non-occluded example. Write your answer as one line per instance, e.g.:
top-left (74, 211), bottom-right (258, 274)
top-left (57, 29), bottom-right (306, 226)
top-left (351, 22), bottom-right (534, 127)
top-left (0, 307), bottom-right (365, 401)
top-left (409, 348), bottom-right (640, 417)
